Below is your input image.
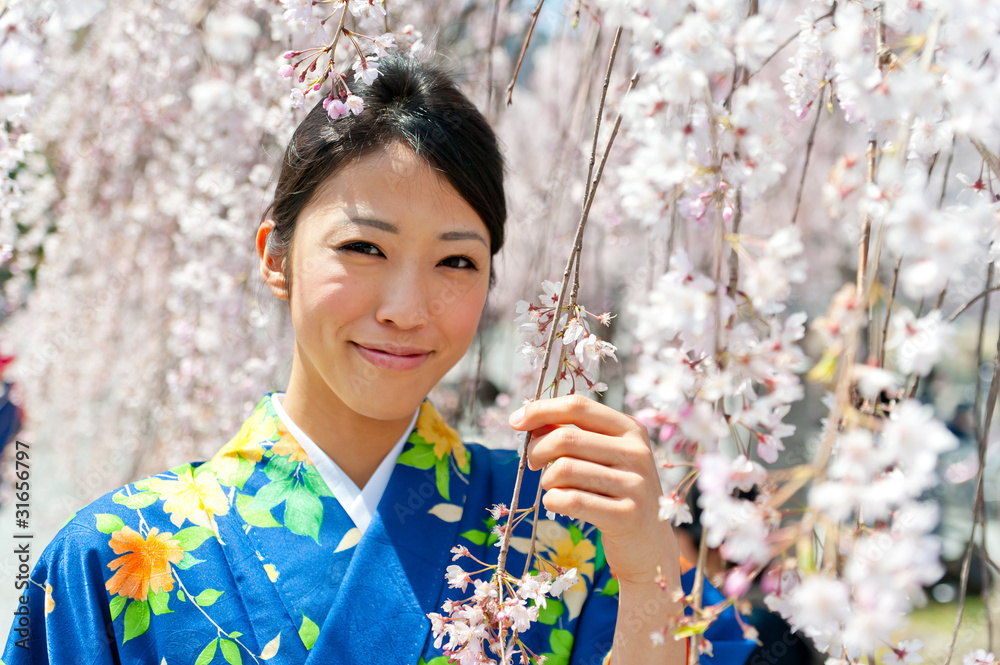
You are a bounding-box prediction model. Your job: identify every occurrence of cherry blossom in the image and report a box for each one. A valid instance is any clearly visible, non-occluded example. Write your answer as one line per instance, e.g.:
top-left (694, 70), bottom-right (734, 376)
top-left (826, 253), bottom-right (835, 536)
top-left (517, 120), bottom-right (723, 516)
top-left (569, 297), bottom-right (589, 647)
top-left (430, 541), bottom-right (581, 665)
top-left (964, 650), bottom-right (998, 665)
top-left (513, 280), bottom-right (617, 396)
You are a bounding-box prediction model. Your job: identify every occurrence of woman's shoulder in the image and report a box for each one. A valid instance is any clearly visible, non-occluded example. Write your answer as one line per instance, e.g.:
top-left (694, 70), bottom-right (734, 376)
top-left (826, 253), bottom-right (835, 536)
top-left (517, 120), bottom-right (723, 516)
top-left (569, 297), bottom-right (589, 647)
top-left (48, 459), bottom-right (219, 557)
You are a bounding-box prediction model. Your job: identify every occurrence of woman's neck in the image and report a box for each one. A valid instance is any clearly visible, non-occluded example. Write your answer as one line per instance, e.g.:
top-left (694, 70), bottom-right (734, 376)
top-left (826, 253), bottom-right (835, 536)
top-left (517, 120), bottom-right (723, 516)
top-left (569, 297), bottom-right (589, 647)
top-left (280, 350), bottom-right (417, 489)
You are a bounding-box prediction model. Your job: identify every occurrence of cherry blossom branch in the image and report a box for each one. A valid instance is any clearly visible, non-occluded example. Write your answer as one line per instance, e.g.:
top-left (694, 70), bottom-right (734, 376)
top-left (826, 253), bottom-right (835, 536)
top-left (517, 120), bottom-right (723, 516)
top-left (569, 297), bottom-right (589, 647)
top-left (791, 86), bottom-right (825, 224)
top-left (857, 137), bottom-right (877, 297)
top-left (938, 141), bottom-right (957, 206)
top-left (748, 5), bottom-right (836, 79)
top-left (971, 139), bottom-right (1000, 182)
top-left (801, 5), bottom-right (889, 565)
top-left (328, 7), bottom-right (350, 72)
top-left (497, 25), bottom-right (626, 590)
top-left (505, 0), bottom-right (545, 106)
top-left (944, 275), bottom-right (1000, 323)
top-left (878, 255), bottom-right (902, 366)
top-left (583, 29), bottom-right (621, 219)
top-left (972, 262), bottom-right (995, 441)
top-left (521, 40), bottom-right (637, 579)
top-left (727, 190), bottom-right (742, 296)
top-left (944, 305), bottom-right (1000, 664)
top-left (687, 530), bottom-right (711, 665)
top-left (485, 0), bottom-right (501, 114)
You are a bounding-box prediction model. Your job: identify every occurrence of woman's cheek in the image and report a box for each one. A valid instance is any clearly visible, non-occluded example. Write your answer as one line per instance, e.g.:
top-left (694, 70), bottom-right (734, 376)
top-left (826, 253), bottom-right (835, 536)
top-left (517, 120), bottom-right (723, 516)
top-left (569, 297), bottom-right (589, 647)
top-left (294, 270), bottom-right (369, 340)
top-left (444, 278), bottom-right (487, 339)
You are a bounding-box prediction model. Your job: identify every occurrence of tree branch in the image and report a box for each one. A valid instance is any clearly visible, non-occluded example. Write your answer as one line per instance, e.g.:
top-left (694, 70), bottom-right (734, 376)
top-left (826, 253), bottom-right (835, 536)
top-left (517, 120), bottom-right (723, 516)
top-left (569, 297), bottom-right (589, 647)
top-left (505, 0), bottom-right (545, 106)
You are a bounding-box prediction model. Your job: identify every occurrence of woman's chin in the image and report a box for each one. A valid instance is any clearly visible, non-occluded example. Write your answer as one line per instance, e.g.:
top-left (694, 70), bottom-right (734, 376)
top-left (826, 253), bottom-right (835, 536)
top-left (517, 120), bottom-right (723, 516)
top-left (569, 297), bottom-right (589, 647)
top-left (338, 385), bottom-right (428, 422)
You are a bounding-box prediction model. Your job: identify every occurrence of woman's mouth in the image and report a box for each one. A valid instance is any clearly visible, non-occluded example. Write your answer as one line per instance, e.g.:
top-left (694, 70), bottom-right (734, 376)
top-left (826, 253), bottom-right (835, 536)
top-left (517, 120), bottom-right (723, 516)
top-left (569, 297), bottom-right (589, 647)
top-left (351, 342), bottom-right (431, 371)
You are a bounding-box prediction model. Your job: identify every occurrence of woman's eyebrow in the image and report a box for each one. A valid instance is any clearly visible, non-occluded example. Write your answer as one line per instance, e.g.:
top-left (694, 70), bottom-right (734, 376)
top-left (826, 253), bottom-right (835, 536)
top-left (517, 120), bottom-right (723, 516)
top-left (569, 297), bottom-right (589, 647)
top-left (348, 217), bottom-right (488, 247)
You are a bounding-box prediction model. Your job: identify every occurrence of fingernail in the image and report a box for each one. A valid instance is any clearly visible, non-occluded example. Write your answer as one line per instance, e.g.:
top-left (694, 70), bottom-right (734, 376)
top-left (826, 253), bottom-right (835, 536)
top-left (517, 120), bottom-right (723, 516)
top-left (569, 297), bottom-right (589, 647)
top-left (509, 407), bottom-right (525, 427)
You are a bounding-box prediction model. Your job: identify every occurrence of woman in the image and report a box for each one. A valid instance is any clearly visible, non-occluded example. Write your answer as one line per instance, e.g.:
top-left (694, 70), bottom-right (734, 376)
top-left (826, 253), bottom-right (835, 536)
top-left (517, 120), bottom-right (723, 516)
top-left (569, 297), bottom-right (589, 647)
top-left (3, 55), bottom-right (754, 665)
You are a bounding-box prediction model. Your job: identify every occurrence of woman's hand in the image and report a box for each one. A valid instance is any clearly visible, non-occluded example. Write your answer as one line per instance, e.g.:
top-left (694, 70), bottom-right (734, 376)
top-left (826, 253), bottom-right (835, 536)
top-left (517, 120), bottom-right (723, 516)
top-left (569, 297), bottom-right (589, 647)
top-left (508, 394), bottom-right (679, 589)
top-left (509, 394), bottom-right (686, 664)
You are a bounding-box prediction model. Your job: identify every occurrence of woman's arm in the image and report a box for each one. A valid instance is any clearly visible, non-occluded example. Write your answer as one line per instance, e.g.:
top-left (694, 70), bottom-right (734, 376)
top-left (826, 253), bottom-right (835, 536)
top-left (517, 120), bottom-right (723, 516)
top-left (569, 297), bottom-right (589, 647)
top-left (509, 394), bottom-right (686, 665)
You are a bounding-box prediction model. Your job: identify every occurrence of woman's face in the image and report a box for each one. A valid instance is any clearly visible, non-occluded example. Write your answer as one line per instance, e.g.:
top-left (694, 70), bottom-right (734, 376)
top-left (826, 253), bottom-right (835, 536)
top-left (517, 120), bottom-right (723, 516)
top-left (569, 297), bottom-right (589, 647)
top-left (274, 142), bottom-right (492, 421)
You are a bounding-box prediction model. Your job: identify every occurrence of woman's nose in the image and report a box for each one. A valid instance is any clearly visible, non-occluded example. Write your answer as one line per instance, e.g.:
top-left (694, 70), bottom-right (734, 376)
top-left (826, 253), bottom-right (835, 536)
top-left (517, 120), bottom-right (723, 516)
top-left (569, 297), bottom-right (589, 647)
top-left (374, 266), bottom-right (431, 329)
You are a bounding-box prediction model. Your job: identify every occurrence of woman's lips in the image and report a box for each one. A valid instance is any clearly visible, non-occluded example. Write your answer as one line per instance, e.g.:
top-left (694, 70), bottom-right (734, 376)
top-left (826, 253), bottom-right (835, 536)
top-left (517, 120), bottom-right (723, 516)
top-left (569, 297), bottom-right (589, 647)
top-left (352, 342), bottom-right (431, 371)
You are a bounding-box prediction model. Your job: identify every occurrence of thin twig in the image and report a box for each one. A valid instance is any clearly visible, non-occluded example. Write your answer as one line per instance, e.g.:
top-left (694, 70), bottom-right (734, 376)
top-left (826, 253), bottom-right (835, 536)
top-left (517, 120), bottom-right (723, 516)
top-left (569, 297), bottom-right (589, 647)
top-left (521, 481), bottom-right (546, 578)
top-left (328, 7), bottom-right (350, 63)
top-left (858, 137), bottom-right (877, 296)
top-left (505, 0), bottom-right (546, 106)
top-left (802, 2), bottom-right (882, 559)
top-left (523, 68), bottom-right (641, 578)
top-left (688, 530), bottom-right (711, 665)
top-left (485, 0), bottom-right (501, 114)
top-left (983, 521), bottom-right (995, 652)
top-left (948, 284), bottom-right (1000, 323)
top-left (935, 282), bottom-right (949, 310)
top-left (972, 139), bottom-right (1000, 183)
top-left (972, 261), bottom-right (993, 446)
top-left (748, 6), bottom-right (836, 79)
top-left (938, 140), bottom-right (956, 207)
top-left (728, 189), bottom-right (742, 295)
top-left (945, 302), bottom-right (1000, 664)
top-left (878, 255), bottom-right (902, 367)
top-left (467, 335), bottom-right (485, 429)
top-left (792, 86), bottom-right (826, 224)
top-left (496, 25), bottom-right (626, 586)
top-left (583, 27), bottom-right (624, 211)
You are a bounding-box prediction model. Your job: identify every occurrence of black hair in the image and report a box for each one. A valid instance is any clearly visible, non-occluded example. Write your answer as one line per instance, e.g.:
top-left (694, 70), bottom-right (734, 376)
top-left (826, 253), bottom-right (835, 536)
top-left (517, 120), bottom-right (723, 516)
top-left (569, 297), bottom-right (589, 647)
top-left (260, 53), bottom-right (507, 296)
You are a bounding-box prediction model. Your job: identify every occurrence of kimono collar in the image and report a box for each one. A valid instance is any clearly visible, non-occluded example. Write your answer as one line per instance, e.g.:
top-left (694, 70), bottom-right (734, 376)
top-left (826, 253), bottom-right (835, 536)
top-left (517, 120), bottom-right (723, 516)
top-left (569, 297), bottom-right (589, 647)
top-left (209, 390), bottom-right (471, 499)
top-left (206, 391), bottom-right (473, 663)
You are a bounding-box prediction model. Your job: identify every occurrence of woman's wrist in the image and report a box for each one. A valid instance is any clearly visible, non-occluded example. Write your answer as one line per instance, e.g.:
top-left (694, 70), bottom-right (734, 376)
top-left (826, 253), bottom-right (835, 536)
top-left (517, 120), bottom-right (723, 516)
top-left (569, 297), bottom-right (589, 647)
top-left (608, 553), bottom-right (685, 662)
top-left (616, 555), bottom-right (682, 605)
top-left (612, 565), bottom-right (686, 665)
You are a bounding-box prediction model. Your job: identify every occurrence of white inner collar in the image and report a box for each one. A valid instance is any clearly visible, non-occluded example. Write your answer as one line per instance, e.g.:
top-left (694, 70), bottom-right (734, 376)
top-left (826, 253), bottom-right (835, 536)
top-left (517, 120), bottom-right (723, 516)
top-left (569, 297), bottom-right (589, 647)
top-left (270, 392), bottom-right (419, 535)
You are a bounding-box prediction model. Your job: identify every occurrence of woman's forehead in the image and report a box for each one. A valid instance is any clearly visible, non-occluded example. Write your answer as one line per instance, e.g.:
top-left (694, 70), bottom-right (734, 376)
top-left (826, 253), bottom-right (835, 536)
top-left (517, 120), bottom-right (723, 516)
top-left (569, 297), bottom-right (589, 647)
top-left (301, 145), bottom-right (489, 238)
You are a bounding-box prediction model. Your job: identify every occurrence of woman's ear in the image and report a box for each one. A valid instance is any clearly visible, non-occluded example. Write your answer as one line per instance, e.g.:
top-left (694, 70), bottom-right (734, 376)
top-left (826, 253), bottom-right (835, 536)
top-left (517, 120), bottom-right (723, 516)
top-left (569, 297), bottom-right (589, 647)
top-left (257, 220), bottom-right (289, 301)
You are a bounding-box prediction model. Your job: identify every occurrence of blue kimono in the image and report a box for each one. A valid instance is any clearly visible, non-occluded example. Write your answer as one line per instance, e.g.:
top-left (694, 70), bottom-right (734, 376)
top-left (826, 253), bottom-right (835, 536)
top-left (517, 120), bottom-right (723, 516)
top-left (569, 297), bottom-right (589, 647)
top-left (2, 392), bottom-right (755, 664)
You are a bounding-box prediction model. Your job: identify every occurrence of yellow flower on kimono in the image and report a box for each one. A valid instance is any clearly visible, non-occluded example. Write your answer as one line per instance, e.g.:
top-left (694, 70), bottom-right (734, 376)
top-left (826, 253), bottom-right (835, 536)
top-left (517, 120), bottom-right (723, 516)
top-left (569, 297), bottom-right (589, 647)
top-left (533, 520), bottom-right (597, 621)
top-left (105, 526), bottom-right (185, 601)
top-left (417, 400), bottom-right (469, 470)
top-left (210, 415), bottom-right (267, 485)
top-left (151, 467), bottom-right (230, 530)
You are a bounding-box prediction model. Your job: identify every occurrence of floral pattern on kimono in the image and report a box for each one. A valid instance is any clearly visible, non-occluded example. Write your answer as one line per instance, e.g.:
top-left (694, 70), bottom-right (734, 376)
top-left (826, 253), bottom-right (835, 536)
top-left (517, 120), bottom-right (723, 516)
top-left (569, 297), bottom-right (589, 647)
top-left (2, 392), bottom-right (755, 665)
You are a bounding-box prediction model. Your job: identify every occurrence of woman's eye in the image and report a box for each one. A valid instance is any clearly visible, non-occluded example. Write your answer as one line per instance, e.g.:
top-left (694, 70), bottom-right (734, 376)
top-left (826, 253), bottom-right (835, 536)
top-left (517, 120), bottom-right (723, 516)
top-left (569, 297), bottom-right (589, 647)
top-left (341, 241), bottom-right (383, 257)
top-left (340, 243), bottom-right (475, 269)
top-left (440, 255), bottom-right (477, 270)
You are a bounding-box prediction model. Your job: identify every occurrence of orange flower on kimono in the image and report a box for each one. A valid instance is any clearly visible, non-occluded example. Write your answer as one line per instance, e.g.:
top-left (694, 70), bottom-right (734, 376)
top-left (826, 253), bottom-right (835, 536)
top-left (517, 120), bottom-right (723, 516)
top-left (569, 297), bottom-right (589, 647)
top-left (44, 582), bottom-right (54, 614)
top-left (270, 429), bottom-right (311, 463)
top-left (150, 467), bottom-right (229, 530)
top-left (105, 526), bottom-right (185, 601)
top-left (417, 400), bottom-right (469, 470)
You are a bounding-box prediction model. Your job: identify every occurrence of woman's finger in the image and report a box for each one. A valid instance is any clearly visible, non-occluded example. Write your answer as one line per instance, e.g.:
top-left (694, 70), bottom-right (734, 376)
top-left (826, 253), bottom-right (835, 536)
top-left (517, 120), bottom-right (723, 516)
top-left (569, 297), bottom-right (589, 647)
top-left (527, 426), bottom-right (649, 471)
top-left (539, 456), bottom-right (644, 498)
top-left (509, 394), bottom-right (639, 438)
top-left (540, 487), bottom-right (635, 528)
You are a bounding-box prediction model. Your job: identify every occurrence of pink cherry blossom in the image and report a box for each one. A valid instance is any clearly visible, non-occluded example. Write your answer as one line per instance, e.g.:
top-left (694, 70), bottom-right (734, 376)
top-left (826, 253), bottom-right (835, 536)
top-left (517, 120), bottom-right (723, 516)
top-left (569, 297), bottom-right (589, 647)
top-left (658, 492), bottom-right (693, 526)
